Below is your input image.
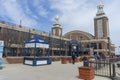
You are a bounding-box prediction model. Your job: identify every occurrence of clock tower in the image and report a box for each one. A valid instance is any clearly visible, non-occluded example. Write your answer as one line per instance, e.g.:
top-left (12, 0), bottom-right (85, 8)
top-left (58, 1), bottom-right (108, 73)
top-left (52, 16), bottom-right (62, 37)
top-left (94, 2), bottom-right (109, 39)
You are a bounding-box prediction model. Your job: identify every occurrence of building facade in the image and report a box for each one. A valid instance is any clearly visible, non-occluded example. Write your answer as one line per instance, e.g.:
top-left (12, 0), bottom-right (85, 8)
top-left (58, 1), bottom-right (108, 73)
top-left (0, 2), bottom-right (115, 57)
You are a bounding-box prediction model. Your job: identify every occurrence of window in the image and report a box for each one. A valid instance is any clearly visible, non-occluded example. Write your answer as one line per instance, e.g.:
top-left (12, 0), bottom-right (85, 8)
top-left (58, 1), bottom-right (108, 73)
top-left (97, 19), bottom-right (103, 38)
top-left (91, 43), bottom-right (97, 49)
top-left (99, 43), bottom-right (102, 49)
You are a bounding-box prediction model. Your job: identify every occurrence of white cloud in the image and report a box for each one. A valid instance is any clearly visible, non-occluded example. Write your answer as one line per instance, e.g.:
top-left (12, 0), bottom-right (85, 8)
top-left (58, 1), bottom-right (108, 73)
top-left (49, 0), bottom-right (96, 34)
top-left (49, 0), bottom-right (120, 54)
top-left (105, 1), bottom-right (120, 50)
top-left (0, 0), bottom-right (120, 54)
top-left (0, 0), bottom-right (37, 28)
top-left (33, 0), bottom-right (48, 17)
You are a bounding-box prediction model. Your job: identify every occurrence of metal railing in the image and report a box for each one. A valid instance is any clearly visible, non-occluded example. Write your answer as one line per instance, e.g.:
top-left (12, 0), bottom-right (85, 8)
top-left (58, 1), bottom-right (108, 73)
top-left (84, 60), bottom-right (112, 77)
top-left (83, 57), bottom-right (120, 79)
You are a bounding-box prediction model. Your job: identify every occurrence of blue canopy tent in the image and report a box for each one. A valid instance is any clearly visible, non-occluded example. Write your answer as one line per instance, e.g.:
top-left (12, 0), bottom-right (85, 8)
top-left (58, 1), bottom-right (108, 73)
top-left (23, 37), bottom-right (52, 66)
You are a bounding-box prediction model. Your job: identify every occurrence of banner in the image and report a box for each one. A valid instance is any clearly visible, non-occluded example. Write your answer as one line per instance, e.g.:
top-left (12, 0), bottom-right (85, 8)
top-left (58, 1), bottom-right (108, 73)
top-left (0, 46), bottom-right (3, 58)
top-left (0, 40), bottom-right (4, 46)
top-left (0, 40), bottom-right (4, 58)
top-left (0, 40), bottom-right (4, 67)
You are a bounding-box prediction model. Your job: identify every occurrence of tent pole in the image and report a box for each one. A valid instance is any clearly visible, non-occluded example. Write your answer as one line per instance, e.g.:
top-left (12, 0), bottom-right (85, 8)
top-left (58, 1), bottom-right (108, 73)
top-left (33, 42), bottom-right (37, 66)
top-left (34, 42), bottom-right (36, 59)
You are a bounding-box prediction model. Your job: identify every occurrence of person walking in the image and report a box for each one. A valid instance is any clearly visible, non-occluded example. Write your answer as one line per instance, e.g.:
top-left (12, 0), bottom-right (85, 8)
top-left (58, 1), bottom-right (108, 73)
top-left (72, 53), bottom-right (76, 64)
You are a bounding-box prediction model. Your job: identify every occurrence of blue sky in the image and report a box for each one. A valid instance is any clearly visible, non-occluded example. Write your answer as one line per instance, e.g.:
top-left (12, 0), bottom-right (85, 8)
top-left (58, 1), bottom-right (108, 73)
top-left (0, 0), bottom-right (120, 54)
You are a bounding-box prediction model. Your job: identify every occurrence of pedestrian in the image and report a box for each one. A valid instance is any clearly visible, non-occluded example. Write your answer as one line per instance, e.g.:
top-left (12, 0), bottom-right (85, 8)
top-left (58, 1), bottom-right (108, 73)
top-left (93, 53), bottom-right (98, 60)
top-left (102, 53), bottom-right (106, 60)
top-left (72, 53), bottom-right (76, 64)
top-left (82, 56), bottom-right (87, 61)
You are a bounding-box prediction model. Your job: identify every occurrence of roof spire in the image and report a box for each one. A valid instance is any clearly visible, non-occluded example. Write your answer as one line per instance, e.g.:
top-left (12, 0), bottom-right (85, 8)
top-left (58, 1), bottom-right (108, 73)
top-left (97, 1), bottom-right (105, 15)
top-left (54, 15), bottom-right (59, 24)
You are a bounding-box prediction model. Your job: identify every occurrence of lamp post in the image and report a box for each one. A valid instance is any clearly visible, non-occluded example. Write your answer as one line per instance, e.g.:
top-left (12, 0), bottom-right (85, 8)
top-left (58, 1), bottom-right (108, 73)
top-left (108, 37), bottom-right (112, 77)
top-left (5, 39), bottom-right (11, 57)
top-left (108, 37), bottom-right (111, 58)
top-left (60, 32), bottom-right (63, 57)
top-left (65, 41), bottom-right (67, 56)
top-left (23, 41), bottom-right (26, 56)
top-left (73, 45), bottom-right (76, 54)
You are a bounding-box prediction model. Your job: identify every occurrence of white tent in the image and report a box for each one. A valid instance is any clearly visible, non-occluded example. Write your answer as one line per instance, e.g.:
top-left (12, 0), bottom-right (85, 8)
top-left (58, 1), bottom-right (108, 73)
top-left (24, 37), bottom-right (51, 66)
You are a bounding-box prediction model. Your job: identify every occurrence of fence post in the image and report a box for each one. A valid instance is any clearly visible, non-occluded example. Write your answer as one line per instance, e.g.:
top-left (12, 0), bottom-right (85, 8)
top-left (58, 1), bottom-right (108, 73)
top-left (83, 61), bottom-right (89, 67)
top-left (111, 64), bottom-right (117, 80)
top-left (109, 60), bottom-right (112, 77)
top-left (96, 60), bottom-right (98, 69)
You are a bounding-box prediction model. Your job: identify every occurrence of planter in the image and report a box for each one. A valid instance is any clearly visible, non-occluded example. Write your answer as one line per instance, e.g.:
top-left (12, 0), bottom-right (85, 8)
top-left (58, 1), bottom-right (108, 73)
top-left (79, 58), bottom-right (83, 62)
top-left (75, 58), bottom-right (79, 62)
top-left (61, 58), bottom-right (67, 64)
top-left (78, 66), bottom-right (95, 80)
top-left (6, 57), bottom-right (23, 64)
top-left (87, 57), bottom-right (91, 61)
top-left (68, 58), bottom-right (72, 63)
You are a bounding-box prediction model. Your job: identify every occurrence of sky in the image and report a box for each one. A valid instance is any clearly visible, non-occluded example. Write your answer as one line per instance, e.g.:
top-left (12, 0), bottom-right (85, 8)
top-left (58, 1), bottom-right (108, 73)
top-left (0, 0), bottom-right (120, 54)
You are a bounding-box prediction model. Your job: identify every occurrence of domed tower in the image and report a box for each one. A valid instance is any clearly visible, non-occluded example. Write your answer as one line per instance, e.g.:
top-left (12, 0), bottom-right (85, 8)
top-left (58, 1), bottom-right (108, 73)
top-left (94, 1), bottom-right (109, 39)
top-left (52, 16), bottom-right (62, 36)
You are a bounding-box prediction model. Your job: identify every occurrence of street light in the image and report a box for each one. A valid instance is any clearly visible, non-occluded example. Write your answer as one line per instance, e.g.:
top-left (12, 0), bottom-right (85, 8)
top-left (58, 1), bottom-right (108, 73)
top-left (23, 41), bottom-right (26, 56)
top-left (73, 45), bottom-right (76, 54)
top-left (65, 41), bottom-right (67, 56)
top-left (5, 39), bottom-right (11, 57)
top-left (108, 37), bottom-right (111, 58)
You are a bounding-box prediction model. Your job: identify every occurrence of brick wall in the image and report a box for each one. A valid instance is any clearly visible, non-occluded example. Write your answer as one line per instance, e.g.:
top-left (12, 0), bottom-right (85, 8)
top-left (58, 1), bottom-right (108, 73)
top-left (6, 57), bottom-right (23, 64)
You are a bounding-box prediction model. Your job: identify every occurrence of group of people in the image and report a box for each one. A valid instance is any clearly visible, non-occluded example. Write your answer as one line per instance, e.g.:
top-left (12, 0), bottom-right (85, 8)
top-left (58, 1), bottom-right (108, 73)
top-left (71, 53), bottom-right (106, 64)
top-left (71, 53), bottom-right (88, 64)
top-left (93, 53), bottom-right (106, 60)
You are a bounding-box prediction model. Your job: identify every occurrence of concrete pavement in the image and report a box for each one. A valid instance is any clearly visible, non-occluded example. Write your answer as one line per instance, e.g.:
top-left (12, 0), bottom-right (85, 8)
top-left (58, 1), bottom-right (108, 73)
top-left (0, 61), bottom-right (111, 80)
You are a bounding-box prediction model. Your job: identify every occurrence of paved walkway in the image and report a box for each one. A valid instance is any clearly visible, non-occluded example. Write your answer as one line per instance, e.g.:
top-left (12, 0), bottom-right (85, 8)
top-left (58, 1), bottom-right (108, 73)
top-left (0, 61), bottom-right (111, 80)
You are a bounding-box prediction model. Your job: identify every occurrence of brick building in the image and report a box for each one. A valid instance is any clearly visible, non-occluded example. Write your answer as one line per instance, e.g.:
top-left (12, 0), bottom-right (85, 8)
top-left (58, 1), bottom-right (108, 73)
top-left (0, 2), bottom-right (115, 57)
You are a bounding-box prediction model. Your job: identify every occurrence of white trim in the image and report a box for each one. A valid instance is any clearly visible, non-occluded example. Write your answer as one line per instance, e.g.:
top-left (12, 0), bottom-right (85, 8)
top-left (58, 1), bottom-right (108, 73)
top-left (36, 60), bottom-right (47, 65)
top-left (25, 43), bottom-right (49, 48)
top-left (97, 19), bottom-right (103, 38)
top-left (25, 60), bottom-right (33, 65)
top-left (94, 15), bottom-right (107, 19)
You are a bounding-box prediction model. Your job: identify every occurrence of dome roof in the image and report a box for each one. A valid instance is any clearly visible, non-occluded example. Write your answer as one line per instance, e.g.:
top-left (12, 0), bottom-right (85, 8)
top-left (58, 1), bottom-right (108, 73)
top-left (63, 30), bottom-right (94, 40)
